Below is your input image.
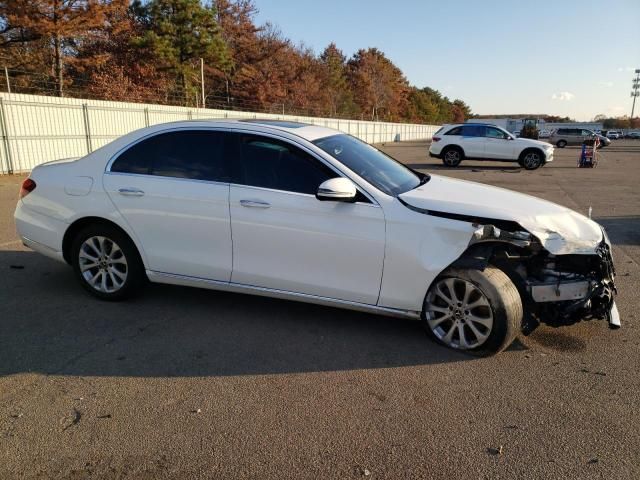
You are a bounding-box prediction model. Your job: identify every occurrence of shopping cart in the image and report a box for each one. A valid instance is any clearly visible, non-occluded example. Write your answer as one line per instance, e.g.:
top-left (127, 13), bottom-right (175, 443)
top-left (578, 137), bottom-right (599, 168)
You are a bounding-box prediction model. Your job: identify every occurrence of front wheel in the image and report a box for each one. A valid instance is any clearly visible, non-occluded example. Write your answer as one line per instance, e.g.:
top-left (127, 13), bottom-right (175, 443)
top-left (423, 267), bottom-right (523, 356)
top-left (519, 150), bottom-right (544, 170)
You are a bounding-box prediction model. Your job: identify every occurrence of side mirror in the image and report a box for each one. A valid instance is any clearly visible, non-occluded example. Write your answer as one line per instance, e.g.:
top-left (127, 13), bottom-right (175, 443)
top-left (316, 177), bottom-right (357, 202)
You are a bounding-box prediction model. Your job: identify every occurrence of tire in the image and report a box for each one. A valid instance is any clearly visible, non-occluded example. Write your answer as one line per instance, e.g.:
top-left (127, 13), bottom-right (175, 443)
top-left (519, 149), bottom-right (544, 170)
top-left (556, 140), bottom-right (567, 148)
top-left (71, 223), bottom-right (146, 301)
top-left (422, 267), bottom-right (523, 356)
top-left (441, 147), bottom-right (463, 167)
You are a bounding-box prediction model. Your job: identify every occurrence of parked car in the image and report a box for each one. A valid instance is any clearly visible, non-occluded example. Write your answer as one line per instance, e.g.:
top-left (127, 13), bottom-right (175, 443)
top-left (624, 131), bottom-right (640, 139)
top-left (538, 129), bottom-right (551, 138)
top-left (548, 128), bottom-right (611, 148)
top-left (15, 119), bottom-right (619, 355)
top-left (429, 123), bottom-right (553, 170)
top-left (606, 130), bottom-right (623, 139)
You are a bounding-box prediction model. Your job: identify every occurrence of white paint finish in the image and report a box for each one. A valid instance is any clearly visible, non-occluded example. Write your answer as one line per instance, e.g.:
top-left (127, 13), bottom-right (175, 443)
top-left (483, 137), bottom-right (516, 160)
top-left (229, 185), bottom-right (386, 304)
top-left (399, 174), bottom-right (603, 254)
top-left (459, 135), bottom-right (486, 157)
top-left (0, 92), bottom-right (439, 173)
top-left (377, 200), bottom-right (477, 310)
top-left (64, 176), bottom-right (93, 196)
top-left (103, 173), bottom-right (233, 281)
top-left (14, 200), bottom-right (67, 254)
top-left (146, 271), bottom-right (420, 319)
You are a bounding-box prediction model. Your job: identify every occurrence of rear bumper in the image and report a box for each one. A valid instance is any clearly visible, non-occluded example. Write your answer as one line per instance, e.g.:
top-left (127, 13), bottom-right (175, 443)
top-left (14, 201), bottom-right (66, 263)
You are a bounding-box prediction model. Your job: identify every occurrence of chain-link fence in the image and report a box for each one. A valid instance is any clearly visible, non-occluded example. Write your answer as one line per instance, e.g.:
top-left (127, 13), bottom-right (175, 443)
top-left (0, 92), bottom-right (439, 174)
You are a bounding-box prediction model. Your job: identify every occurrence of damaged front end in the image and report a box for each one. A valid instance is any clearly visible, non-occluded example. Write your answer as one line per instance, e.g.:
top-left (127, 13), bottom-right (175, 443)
top-left (465, 223), bottom-right (619, 334)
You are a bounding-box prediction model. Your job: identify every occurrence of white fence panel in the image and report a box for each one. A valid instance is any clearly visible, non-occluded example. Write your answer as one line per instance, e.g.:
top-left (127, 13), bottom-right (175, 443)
top-left (0, 92), bottom-right (439, 174)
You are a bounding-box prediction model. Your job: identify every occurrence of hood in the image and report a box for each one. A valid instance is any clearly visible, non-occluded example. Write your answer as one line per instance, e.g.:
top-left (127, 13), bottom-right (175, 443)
top-left (514, 138), bottom-right (553, 149)
top-left (399, 174), bottom-right (603, 255)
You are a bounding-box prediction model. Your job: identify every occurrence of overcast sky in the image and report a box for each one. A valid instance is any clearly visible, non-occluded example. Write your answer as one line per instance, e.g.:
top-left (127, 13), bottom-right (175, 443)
top-left (254, 0), bottom-right (640, 121)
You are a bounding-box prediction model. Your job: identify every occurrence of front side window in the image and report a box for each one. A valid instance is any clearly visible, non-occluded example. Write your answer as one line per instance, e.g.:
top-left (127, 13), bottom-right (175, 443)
top-left (111, 130), bottom-right (230, 182)
top-left (486, 127), bottom-right (509, 139)
top-left (313, 134), bottom-right (420, 196)
top-left (237, 135), bottom-right (336, 195)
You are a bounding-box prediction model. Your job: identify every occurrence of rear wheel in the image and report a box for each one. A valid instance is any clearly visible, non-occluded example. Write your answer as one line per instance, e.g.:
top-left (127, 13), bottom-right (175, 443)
top-left (423, 267), bottom-right (522, 356)
top-left (556, 140), bottom-right (567, 148)
top-left (71, 224), bottom-right (145, 300)
top-left (441, 147), bottom-right (463, 167)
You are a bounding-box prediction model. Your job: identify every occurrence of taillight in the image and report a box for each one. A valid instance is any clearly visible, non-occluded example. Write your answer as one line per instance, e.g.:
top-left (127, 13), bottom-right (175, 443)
top-left (432, 136), bottom-right (441, 142)
top-left (19, 178), bottom-right (36, 198)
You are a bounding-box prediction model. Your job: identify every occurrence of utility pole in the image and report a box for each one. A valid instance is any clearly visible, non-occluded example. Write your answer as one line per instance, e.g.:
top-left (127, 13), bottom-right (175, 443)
top-left (4, 67), bottom-right (10, 93)
top-left (631, 69), bottom-right (640, 120)
top-left (200, 58), bottom-right (205, 108)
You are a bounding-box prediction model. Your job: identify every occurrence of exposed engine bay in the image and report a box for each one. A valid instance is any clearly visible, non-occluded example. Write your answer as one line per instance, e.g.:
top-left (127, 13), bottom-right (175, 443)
top-left (458, 221), bottom-right (618, 335)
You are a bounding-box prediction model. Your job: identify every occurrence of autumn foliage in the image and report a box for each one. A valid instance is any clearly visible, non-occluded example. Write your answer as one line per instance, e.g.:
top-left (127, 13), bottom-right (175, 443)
top-left (0, 0), bottom-right (472, 123)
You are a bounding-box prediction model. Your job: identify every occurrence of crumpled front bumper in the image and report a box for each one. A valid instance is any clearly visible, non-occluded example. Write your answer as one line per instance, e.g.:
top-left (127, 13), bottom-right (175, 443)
top-left (538, 235), bottom-right (619, 329)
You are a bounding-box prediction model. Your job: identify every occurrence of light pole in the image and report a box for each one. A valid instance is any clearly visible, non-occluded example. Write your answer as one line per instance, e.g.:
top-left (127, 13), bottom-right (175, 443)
top-left (632, 69), bottom-right (640, 120)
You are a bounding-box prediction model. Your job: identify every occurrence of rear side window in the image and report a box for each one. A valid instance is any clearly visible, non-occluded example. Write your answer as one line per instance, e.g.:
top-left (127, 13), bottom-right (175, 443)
top-left (236, 135), bottom-right (336, 195)
top-left (460, 125), bottom-right (485, 137)
top-left (557, 128), bottom-right (568, 135)
top-left (445, 126), bottom-right (462, 135)
top-left (111, 130), bottom-right (230, 182)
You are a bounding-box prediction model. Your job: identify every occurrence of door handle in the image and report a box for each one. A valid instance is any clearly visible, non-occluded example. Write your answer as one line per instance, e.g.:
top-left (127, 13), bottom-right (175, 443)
top-left (118, 187), bottom-right (145, 197)
top-left (239, 199), bottom-right (271, 208)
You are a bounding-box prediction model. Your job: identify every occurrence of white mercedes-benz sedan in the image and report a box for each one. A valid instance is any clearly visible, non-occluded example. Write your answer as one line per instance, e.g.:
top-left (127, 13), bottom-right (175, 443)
top-left (15, 119), bottom-right (619, 355)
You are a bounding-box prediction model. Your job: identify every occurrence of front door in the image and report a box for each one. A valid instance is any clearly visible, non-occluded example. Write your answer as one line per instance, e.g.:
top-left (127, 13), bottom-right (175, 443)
top-left (104, 129), bottom-right (233, 281)
top-left (484, 126), bottom-right (516, 160)
top-left (228, 133), bottom-right (386, 304)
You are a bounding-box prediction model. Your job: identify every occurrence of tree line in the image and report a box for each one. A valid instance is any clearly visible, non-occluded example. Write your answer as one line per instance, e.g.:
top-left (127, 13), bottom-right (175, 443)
top-left (0, 0), bottom-right (473, 123)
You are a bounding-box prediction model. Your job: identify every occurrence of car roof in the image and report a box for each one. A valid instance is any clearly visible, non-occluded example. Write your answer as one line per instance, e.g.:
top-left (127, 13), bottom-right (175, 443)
top-left (141, 118), bottom-right (341, 142)
top-left (453, 123), bottom-right (503, 128)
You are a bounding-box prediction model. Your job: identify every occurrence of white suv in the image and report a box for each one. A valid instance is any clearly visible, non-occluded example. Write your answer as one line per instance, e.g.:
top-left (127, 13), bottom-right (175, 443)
top-left (429, 123), bottom-right (554, 170)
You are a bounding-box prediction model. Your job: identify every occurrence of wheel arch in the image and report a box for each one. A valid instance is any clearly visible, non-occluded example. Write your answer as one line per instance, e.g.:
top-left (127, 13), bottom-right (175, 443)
top-left (442, 144), bottom-right (466, 158)
top-left (518, 146), bottom-right (545, 162)
top-left (62, 216), bottom-right (146, 267)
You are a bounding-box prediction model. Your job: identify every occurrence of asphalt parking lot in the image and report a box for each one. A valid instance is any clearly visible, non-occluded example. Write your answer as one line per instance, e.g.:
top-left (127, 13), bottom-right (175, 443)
top-left (1, 140), bottom-right (639, 479)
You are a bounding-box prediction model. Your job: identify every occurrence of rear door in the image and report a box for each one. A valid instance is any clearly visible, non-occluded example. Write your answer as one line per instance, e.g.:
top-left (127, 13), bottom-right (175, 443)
top-left (103, 129), bottom-right (233, 281)
top-left (458, 125), bottom-right (486, 158)
top-left (568, 128), bottom-right (582, 145)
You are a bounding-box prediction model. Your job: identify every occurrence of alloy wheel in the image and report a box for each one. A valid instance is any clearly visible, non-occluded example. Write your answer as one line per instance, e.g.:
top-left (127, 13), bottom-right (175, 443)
top-left (78, 236), bottom-right (128, 293)
top-left (424, 278), bottom-right (494, 349)
top-left (444, 150), bottom-right (460, 166)
top-left (523, 152), bottom-right (541, 169)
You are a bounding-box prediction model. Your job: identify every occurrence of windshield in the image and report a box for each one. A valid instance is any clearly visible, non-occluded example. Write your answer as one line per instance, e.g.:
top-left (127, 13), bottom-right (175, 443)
top-left (312, 134), bottom-right (421, 196)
